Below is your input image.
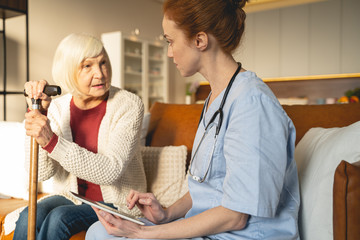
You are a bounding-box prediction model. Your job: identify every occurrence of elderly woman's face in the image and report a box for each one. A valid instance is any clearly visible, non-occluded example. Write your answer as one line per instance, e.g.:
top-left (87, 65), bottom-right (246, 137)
top-left (76, 52), bottom-right (111, 100)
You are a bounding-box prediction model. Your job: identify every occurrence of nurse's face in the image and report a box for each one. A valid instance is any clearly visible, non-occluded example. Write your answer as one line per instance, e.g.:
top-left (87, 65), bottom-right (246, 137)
top-left (162, 15), bottom-right (200, 77)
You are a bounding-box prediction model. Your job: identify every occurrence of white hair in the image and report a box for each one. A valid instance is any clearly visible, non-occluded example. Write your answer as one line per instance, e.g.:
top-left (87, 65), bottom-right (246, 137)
top-left (52, 33), bottom-right (112, 96)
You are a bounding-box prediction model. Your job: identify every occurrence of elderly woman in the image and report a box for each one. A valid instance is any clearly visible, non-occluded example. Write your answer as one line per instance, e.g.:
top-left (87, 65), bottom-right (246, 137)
top-left (13, 33), bottom-right (146, 240)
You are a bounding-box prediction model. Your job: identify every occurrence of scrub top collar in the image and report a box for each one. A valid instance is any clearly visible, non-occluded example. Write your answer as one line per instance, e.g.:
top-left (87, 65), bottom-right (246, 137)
top-left (201, 71), bottom-right (246, 128)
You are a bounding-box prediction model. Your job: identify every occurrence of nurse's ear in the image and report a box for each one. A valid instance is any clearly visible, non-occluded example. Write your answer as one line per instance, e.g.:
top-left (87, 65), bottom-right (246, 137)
top-left (194, 32), bottom-right (208, 51)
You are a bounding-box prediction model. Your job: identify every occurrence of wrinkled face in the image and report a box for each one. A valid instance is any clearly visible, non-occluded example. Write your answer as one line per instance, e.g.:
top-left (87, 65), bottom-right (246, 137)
top-left (76, 52), bottom-right (110, 101)
top-left (162, 15), bottom-right (200, 77)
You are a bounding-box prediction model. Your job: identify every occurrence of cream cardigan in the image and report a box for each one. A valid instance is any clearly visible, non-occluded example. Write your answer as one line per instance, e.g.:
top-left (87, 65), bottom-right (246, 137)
top-left (26, 86), bottom-right (146, 214)
top-left (4, 87), bottom-right (146, 234)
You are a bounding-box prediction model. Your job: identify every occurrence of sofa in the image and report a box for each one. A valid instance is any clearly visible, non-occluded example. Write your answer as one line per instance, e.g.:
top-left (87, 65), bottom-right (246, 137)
top-left (1, 102), bottom-right (360, 240)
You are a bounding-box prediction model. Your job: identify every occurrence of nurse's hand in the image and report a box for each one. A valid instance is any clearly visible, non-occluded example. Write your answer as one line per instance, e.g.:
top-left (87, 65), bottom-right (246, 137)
top-left (127, 190), bottom-right (168, 224)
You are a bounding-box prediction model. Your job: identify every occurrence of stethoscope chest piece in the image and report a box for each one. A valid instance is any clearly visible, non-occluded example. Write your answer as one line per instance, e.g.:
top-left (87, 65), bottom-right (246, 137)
top-left (192, 176), bottom-right (201, 182)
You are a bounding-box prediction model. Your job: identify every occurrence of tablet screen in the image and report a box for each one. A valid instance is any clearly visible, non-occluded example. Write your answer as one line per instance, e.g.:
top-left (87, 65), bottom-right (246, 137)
top-left (70, 191), bottom-right (145, 225)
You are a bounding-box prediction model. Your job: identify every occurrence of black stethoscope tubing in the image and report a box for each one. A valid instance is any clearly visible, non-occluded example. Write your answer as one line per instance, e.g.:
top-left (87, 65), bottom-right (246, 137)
top-left (189, 62), bottom-right (242, 183)
top-left (198, 62), bottom-right (242, 136)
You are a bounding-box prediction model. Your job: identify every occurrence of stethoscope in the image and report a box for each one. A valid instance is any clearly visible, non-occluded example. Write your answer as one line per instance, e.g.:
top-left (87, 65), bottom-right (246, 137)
top-left (189, 62), bottom-right (242, 183)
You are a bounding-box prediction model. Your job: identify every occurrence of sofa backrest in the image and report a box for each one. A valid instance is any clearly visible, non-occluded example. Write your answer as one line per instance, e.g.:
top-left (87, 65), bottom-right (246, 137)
top-left (146, 103), bottom-right (203, 164)
top-left (283, 103), bottom-right (360, 144)
top-left (147, 102), bottom-right (360, 164)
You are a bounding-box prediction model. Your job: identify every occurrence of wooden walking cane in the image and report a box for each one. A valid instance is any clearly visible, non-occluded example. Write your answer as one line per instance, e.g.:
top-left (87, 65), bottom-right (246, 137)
top-left (26, 85), bottom-right (61, 240)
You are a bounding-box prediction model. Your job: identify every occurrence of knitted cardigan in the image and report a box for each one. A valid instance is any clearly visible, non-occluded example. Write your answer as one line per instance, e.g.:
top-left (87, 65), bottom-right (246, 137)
top-left (25, 86), bottom-right (146, 215)
top-left (3, 86), bottom-right (146, 235)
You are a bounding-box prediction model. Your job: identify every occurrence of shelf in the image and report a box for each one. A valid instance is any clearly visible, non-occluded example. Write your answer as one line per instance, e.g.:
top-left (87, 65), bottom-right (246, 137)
top-left (0, 1), bottom-right (27, 19)
top-left (125, 37), bottom-right (142, 43)
top-left (195, 73), bottom-right (360, 105)
top-left (125, 71), bottom-right (142, 76)
top-left (149, 95), bottom-right (163, 99)
top-left (149, 74), bottom-right (163, 79)
top-left (198, 73), bottom-right (360, 85)
top-left (264, 74), bottom-right (360, 105)
top-left (263, 73), bottom-right (360, 83)
top-left (102, 31), bottom-right (169, 111)
top-left (149, 57), bottom-right (163, 62)
top-left (125, 52), bottom-right (142, 59)
top-left (244, 0), bottom-right (325, 13)
top-left (0, 0), bottom-right (28, 121)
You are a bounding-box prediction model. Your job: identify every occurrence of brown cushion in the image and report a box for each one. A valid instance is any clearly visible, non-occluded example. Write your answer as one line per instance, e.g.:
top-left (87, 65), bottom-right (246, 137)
top-left (333, 160), bottom-right (360, 240)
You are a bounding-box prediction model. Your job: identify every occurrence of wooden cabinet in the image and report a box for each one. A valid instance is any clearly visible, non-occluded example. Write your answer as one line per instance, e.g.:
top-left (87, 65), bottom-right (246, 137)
top-left (101, 31), bottom-right (169, 111)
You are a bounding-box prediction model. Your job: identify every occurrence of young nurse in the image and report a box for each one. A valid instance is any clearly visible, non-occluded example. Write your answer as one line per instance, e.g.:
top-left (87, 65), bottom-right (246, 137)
top-left (86, 0), bottom-right (300, 239)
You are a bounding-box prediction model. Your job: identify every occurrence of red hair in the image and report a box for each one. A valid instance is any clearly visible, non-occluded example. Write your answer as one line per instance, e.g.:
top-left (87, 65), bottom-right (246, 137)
top-left (163, 0), bottom-right (247, 54)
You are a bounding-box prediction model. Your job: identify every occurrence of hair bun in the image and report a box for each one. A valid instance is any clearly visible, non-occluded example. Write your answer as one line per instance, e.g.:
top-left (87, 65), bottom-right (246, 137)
top-left (230, 0), bottom-right (247, 9)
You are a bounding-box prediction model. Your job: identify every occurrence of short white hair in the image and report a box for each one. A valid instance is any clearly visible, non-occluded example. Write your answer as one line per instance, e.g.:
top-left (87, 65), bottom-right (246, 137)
top-left (52, 33), bottom-right (112, 96)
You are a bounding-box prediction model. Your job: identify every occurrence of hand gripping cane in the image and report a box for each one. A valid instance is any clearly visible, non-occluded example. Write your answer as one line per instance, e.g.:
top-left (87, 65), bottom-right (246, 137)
top-left (25, 85), bottom-right (61, 240)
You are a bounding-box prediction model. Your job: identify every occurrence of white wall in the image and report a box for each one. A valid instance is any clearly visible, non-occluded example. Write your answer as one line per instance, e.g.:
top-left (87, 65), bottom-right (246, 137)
top-left (186, 0), bottom-right (360, 84)
top-left (27, 0), bottom-right (164, 84)
top-left (1, 0), bottom-right (165, 121)
top-left (239, 0), bottom-right (360, 78)
top-left (2, 0), bottom-right (360, 121)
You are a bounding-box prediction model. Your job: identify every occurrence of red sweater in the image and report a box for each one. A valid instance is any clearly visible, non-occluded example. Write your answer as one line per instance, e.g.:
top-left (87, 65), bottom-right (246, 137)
top-left (44, 98), bottom-right (107, 201)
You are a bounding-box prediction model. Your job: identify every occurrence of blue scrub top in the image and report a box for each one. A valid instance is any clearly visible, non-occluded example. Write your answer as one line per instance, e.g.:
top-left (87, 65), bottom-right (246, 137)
top-left (185, 71), bottom-right (300, 239)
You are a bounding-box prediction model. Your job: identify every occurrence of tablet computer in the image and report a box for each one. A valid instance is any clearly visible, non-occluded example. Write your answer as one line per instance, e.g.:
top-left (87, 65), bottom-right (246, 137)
top-left (70, 191), bottom-right (145, 225)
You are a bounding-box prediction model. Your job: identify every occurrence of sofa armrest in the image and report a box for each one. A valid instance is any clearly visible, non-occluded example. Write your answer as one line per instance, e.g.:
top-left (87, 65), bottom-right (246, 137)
top-left (0, 198), bottom-right (29, 237)
top-left (333, 160), bottom-right (360, 240)
top-left (0, 194), bottom-right (86, 240)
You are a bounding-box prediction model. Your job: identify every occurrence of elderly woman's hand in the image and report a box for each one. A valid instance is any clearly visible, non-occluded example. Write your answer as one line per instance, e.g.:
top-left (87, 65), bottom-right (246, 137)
top-left (24, 79), bottom-right (52, 111)
top-left (24, 109), bottom-right (54, 147)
